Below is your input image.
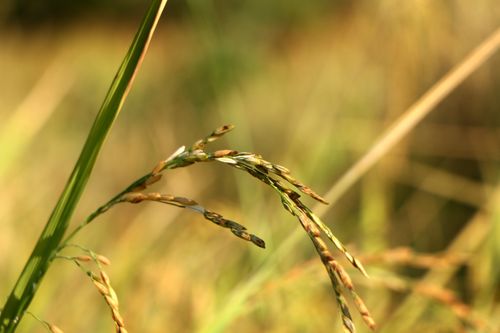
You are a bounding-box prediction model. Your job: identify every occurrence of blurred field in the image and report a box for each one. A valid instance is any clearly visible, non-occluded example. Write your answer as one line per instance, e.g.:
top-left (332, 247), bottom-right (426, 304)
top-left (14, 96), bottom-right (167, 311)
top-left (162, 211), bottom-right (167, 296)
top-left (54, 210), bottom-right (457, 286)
top-left (1, 1), bottom-right (499, 332)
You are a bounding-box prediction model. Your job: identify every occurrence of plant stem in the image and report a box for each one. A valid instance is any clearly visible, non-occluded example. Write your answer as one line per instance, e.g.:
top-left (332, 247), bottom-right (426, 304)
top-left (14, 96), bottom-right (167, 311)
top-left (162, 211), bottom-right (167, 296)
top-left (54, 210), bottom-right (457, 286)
top-left (59, 173), bottom-right (153, 248)
top-left (0, 1), bottom-right (168, 332)
top-left (59, 152), bottom-right (187, 248)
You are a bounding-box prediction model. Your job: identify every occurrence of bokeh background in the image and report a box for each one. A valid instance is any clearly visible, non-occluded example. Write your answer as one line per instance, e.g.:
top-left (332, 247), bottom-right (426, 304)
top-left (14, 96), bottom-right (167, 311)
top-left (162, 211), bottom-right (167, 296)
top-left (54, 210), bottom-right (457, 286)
top-left (1, 1), bottom-right (499, 332)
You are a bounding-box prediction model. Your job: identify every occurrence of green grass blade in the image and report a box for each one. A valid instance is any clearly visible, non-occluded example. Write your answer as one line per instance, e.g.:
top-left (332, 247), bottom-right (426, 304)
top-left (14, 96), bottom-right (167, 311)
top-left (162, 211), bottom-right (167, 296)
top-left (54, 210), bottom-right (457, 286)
top-left (0, 1), bottom-right (168, 332)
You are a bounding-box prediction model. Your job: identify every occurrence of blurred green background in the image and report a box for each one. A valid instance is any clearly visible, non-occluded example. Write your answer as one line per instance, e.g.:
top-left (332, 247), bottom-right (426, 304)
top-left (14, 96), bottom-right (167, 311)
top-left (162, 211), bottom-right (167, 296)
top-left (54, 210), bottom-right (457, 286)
top-left (1, 1), bottom-right (499, 332)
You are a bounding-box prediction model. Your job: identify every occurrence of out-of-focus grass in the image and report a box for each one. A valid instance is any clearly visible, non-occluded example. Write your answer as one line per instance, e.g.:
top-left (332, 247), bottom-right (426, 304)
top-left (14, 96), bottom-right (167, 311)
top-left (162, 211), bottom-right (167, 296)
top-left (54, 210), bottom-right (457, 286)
top-left (1, 1), bottom-right (499, 332)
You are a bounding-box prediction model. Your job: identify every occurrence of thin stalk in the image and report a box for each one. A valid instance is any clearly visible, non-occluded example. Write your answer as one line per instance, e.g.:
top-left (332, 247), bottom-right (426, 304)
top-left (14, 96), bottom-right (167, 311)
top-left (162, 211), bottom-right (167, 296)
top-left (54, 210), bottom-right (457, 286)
top-left (0, 1), bottom-right (168, 332)
top-left (316, 27), bottom-right (500, 215)
top-left (59, 173), bottom-right (153, 248)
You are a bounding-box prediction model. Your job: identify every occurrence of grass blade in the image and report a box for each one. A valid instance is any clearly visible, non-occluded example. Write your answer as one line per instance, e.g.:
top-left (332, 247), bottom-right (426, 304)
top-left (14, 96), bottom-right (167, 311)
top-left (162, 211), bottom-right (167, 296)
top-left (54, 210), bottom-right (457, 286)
top-left (0, 1), bottom-right (168, 332)
top-left (316, 27), bottom-right (500, 214)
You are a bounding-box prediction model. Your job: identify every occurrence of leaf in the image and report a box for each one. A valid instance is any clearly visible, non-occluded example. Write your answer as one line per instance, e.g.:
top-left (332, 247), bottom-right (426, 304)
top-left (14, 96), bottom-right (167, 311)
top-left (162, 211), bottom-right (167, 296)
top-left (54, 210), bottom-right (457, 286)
top-left (0, 1), bottom-right (169, 332)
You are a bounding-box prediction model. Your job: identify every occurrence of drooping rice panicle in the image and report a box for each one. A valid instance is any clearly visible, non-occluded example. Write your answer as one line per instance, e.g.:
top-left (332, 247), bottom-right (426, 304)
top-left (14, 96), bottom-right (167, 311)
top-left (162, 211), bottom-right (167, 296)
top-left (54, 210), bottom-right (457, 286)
top-left (211, 151), bottom-right (328, 204)
top-left (295, 213), bottom-right (356, 333)
top-left (294, 201), bottom-right (368, 277)
top-left (212, 152), bottom-right (367, 277)
top-left (191, 124), bottom-right (235, 151)
top-left (209, 149), bottom-right (374, 330)
top-left (122, 192), bottom-right (265, 248)
top-left (72, 261), bottom-right (127, 333)
top-left (60, 125), bottom-right (372, 332)
top-left (329, 272), bottom-right (357, 333)
top-left (296, 211), bottom-right (375, 330)
top-left (351, 291), bottom-right (377, 330)
top-left (93, 270), bottom-right (128, 333)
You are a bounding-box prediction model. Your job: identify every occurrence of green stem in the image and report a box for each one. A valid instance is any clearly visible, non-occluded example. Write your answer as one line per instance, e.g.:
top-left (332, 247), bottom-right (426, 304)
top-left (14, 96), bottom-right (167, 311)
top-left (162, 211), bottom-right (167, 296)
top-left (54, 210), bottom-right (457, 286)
top-left (0, 1), bottom-right (168, 332)
top-left (59, 173), bottom-right (152, 249)
top-left (60, 150), bottom-right (188, 249)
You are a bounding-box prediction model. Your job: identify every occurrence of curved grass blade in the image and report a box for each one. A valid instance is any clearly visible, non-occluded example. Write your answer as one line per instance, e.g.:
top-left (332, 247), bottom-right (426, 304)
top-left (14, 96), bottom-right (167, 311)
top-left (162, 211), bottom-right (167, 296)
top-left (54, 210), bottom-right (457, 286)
top-left (0, 1), bottom-right (168, 332)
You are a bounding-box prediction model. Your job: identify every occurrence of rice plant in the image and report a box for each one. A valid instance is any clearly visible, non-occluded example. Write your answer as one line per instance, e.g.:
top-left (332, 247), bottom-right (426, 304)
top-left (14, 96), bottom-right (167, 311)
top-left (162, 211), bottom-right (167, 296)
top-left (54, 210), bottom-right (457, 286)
top-left (1, 0), bottom-right (373, 331)
top-left (50, 124), bottom-right (373, 332)
top-left (1, 1), bottom-right (499, 333)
